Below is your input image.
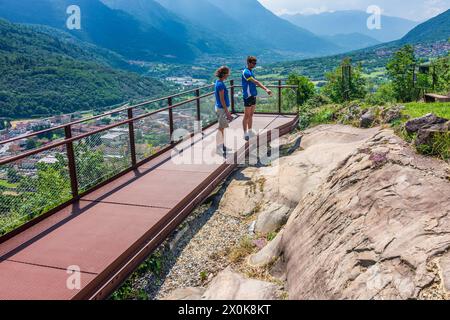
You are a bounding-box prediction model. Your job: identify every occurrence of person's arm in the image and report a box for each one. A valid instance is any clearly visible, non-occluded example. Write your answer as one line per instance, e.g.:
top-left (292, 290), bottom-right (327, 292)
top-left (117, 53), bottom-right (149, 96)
top-left (219, 90), bottom-right (233, 120)
top-left (249, 78), bottom-right (272, 96)
top-left (244, 71), bottom-right (272, 96)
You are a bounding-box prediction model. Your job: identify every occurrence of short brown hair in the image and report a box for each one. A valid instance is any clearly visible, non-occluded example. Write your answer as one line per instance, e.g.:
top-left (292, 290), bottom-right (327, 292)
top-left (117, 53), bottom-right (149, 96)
top-left (215, 66), bottom-right (230, 79)
top-left (247, 56), bottom-right (257, 64)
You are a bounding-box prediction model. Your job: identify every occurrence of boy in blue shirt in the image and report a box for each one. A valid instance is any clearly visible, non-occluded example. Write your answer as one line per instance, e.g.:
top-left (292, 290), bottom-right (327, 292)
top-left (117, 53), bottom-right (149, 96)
top-left (242, 56), bottom-right (272, 141)
top-left (214, 66), bottom-right (233, 156)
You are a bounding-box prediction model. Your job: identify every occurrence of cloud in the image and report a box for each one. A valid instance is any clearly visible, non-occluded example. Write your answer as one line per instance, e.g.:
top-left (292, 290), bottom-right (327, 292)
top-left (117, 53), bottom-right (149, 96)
top-left (259, 0), bottom-right (450, 21)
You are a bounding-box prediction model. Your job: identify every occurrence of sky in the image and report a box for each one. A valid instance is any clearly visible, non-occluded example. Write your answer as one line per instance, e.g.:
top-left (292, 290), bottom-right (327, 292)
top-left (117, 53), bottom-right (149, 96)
top-left (259, 0), bottom-right (450, 22)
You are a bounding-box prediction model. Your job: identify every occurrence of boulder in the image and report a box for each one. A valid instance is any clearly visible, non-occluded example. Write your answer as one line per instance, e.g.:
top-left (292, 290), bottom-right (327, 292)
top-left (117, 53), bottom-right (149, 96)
top-left (405, 113), bottom-right (448, 134)
top-left (201, 267), bottom-right (279, 300)
top-left (255, 203), bottom-right (290, 234)
top-left (382, 106), bottom-right (404, 123)
top-left (415, 121), bottom-right (450, 147)
top-left (360, 110), bottom-right (375, 128)
top-left (338, 104), bottom-right (362, 124)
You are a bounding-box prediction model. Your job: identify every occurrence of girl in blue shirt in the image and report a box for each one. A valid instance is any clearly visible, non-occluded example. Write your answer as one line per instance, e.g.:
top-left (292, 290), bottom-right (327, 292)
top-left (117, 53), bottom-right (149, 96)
top-left (214, 66), bottom-right (233, 156)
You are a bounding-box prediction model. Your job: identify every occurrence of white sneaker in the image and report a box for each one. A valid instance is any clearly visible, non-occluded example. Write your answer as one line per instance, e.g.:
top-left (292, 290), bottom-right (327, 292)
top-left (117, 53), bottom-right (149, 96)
top-left (248, 130), bottom-right (256, 138)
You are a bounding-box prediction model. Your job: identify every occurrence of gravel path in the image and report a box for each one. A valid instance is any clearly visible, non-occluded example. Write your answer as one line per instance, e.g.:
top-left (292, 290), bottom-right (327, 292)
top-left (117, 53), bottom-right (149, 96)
top-left (127, 172), bottom-right (250, 300)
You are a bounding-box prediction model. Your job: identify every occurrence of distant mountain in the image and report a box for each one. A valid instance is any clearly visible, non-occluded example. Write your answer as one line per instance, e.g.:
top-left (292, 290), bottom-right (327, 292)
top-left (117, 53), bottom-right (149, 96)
top-left (401, 9), bottom-right (450, 44)
top-left (281, 11), bottom-right (419, 42)
top-left (0, 0), bottom-right (196, 62)
top-left (323, 33), bottom-right (380, 51)
top-left (0, 0), bottom-right (342, 63)
top-left (264, 9), bottom-right (450, 81)
top-left (99, 0), bottom-right (234, 56)
top-left (156, 0), bottom-right (339, 58)
top-left (0, 19), bottom-right (167, 119)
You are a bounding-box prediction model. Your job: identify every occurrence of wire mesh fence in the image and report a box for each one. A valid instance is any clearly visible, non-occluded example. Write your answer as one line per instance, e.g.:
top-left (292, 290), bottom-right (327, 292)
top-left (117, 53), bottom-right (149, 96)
top-left (0, 127), bottom-right (66, 161)
top-left (200, 94), bottom-right (218, 128)
top-left (233, 87), bottom-right (281, 113)
top-left (172, 101), bottom-right (198, 142)
top-left (0, 145), bottom-right (71, 236)
top-left (74, 124), bottom-right (132, 193)
top-left (134, 112), bottom-right (171, 163)
top-left (71, 110), bottom-right (129, 138)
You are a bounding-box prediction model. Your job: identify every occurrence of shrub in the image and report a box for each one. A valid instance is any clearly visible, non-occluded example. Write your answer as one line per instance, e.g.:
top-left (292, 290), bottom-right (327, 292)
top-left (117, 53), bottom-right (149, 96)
top-left (366, 82), bottom-right (397, 105)
top-left (416, 132), bottom-right (450, 161)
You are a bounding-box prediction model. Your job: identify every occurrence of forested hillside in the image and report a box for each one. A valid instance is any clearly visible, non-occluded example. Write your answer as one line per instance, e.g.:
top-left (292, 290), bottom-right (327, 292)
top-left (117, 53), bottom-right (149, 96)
top-left (0, 19), bottom-right (167, 119)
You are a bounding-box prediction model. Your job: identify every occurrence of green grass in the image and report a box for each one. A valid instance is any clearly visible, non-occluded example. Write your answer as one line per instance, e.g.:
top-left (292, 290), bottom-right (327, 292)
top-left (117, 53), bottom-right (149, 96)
top-left (402, 102), bottom-right (450, 120)
top-left (0, 180), bottom-right (18, 189)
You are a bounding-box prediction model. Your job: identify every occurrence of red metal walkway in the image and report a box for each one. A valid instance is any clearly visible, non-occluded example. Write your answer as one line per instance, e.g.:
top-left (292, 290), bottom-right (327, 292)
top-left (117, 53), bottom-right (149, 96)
top-left (0, 114), bottom-right (297, 300)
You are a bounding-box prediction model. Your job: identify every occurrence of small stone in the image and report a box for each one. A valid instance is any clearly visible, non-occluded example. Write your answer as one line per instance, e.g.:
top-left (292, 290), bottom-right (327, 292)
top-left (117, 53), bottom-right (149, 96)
top-left (248, 221), bottom-right (256, 235)
top-left (163, 287), bottom-right (206, 300)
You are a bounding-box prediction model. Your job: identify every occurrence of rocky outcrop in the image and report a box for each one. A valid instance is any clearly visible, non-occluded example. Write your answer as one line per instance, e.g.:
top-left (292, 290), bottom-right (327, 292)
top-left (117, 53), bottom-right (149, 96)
top-left (282, 129), bottom-right (450, 300)
top-left (162, 123), bottom-right (450, 301)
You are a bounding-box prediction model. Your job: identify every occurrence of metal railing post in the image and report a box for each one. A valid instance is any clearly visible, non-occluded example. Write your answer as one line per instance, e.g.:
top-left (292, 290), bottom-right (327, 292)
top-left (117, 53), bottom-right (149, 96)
top-left (278, 80), bottom-right (282, 114)
top-left (230, 80), bottom-right (235, 114)
top-left (64, 125), bottom-right (79, 199)
top-left (168, 97), bottom-right (174, 144)
top-left (127, 108), bottom-right (137, 166)
top-left (196, 89), bottom-right (201, 122)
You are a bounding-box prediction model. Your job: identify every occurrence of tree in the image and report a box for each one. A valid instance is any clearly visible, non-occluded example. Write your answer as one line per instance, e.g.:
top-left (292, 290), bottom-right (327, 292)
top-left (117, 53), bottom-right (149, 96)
top-left (386, 45), bottom-right (421, 102)
top-left (286, 73), bottom-right (316, 106)
top-left (431, 53), bottom-right (450, 94)
top-left (25, 139), bottom-right (38, 150)
top-left (322, 58), bottom-right (367, 103)
top-left (366, 82), bottom-right (397, 105)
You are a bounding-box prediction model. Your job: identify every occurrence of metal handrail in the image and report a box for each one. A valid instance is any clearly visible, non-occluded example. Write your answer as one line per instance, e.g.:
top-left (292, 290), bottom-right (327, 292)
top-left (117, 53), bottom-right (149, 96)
top-left (0, 83), bottom-right (299, 166)
top-left (0, 80), bottom-right (295, 146)
top-left (0, 82), bottom-right (221, 146)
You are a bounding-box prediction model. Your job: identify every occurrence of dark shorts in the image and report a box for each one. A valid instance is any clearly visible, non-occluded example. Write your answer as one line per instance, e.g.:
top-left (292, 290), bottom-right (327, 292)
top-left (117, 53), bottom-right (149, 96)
top-left (244, 96), bottom-right (257, 107)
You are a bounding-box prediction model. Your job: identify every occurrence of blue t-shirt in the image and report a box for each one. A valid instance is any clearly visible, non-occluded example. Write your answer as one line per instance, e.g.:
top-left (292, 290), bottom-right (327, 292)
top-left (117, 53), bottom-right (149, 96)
top-left (215, 80), bottom-right (230, 109)
top-left (242, 68), bottom-right (258, 99)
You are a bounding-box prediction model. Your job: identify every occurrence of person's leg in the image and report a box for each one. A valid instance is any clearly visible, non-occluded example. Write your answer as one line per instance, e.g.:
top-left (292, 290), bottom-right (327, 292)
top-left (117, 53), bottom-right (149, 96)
top-left (248, 105), bottom-right (256, 131)
top-left (243, 107), bottom-right (251, 133)
top-left (216, 128), bottom-right (224, 147)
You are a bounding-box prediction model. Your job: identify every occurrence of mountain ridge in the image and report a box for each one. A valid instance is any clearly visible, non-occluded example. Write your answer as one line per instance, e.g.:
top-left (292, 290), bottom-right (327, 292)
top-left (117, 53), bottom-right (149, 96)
top-left (281, 10), bottom-right (419, 42)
